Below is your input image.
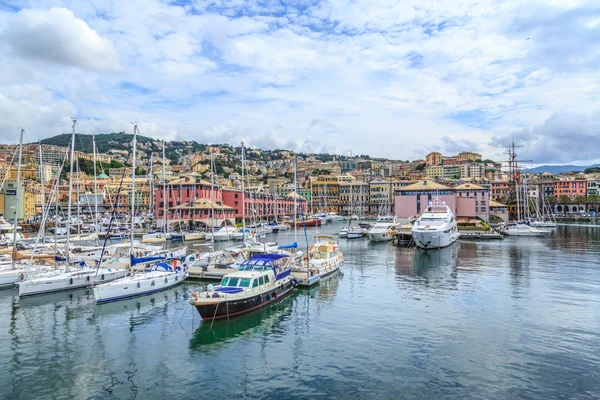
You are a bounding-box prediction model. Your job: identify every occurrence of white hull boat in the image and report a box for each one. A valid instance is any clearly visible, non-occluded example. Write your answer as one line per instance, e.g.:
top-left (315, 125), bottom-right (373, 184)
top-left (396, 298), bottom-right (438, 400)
top-left (411, 199), bottom-right (460, 250)
top-left (504, 224), bottom-right (551, 237)
top-left (93, 263), bottom-right (188, 303)
top-left (19, 268), bottom-right (128, 297)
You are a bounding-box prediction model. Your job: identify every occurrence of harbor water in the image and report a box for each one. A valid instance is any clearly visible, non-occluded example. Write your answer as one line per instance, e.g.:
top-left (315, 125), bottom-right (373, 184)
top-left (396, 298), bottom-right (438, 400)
top-left (1, 223), bottom-right (599, 399)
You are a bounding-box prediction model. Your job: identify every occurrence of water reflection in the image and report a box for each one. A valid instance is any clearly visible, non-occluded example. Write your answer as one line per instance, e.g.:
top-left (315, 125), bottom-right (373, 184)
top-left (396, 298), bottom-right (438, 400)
top-left (190, 295), bottom-right (294, 348)
top-left (92, 287), bottom-right (187, 331)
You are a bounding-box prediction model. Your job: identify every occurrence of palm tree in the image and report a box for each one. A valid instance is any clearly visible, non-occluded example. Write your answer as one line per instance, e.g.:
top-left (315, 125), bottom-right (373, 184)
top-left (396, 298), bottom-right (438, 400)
top-left (587, 194), bottom-right (600, 204)
top-left (574, 195), bottom-right (587, 204)
top-left (559, 195), bottom-right (571, 205)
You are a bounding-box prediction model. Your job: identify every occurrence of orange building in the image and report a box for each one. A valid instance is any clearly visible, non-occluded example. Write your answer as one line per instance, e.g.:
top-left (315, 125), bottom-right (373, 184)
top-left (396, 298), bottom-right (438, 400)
top-left (490, 180), bottom-right (510, 201)
top-left (554, 178), bottom-right (586, 200)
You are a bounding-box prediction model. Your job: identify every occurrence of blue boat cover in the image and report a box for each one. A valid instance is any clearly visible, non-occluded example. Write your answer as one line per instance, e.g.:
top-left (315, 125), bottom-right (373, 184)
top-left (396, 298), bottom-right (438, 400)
top-left (156, 262), bottom-right (172, 272)
top-left (131, 254), bottom-right (167, 266)
top-left (250, 253), bottom-right (290, 261)
top-left (215, 287), bottom-right (244, 294)
top-left (277, 242), bottom-right (298, 249)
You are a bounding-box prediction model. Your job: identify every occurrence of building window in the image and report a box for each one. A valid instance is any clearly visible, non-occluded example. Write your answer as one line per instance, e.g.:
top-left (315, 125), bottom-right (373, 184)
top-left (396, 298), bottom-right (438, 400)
top-left (481, 207), bottom-right (486, 212)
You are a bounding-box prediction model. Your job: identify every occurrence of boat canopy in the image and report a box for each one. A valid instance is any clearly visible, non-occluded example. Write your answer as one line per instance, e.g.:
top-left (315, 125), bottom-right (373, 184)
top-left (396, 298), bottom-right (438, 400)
top-left (277, 242), bottom-right (298, 249)
top-left (250, 253), bottom-right (289, 261)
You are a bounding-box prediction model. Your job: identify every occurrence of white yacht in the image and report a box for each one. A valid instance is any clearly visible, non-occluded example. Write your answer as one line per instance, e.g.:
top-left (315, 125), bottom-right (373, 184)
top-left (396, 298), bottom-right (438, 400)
top-left (411, 199), bottom-right (460, 249)
top-left (367, 215), bottom-right (398, 242)
top-left (529, 220), bottom-right (557, 229)
top-left (503, 223), bottom-right (551, 237)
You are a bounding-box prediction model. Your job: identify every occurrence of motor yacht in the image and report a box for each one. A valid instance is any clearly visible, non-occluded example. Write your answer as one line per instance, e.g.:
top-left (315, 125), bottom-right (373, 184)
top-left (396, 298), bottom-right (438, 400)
top-left (411, 198), bottom-right (460, 249)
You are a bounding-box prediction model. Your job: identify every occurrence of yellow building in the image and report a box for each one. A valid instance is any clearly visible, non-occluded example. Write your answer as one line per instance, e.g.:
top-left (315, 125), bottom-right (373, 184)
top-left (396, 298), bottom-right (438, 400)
top-left (457, 151), bottom-right (482, 162)
top-left (310, 177), bottom-right (339, 213)
top-left (425, 165), bottom-right (444, 178)
top-left (426, 152), bottom-right (442, 166)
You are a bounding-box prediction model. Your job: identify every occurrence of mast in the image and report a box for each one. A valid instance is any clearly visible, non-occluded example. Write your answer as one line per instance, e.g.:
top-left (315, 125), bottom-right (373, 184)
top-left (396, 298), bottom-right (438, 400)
top-left (210, 152), bottom-right (215, 251)
top-left (241, 142), bottom-right (246, 243)
top-left (38, 142), bottom-right (45, 220)
top-left (293, 156), bottom-right (297, 243)
top-left (76, 158), bottom-right (81, 234)
top-left (310, 179), bottom-right (313, 214)
top-left (65, 119), bottom-right (76, 270)
top-left (11, 128), bottom-right (24, 269)
top-left (130, 124), bottom-right (138, 256)
top-left (92, 135), bottom-right (98, 231)
top-left (162, 140), bottom-right (167, 234)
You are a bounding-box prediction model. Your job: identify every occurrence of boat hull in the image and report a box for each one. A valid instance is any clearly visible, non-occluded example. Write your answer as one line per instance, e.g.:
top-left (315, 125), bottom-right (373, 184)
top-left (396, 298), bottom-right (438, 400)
top-left (19, 269), bottom-right (127, 297)
top-left (93, 271), bottom-right (188, 303)
top-left (412, 231), bottom-right (459, 249)
top-left (292, 219), bottom-right (321, 227)
top-left (192, 280), bottom-right (294, 321)
top-left (367, 231), bottom-right (394, 242)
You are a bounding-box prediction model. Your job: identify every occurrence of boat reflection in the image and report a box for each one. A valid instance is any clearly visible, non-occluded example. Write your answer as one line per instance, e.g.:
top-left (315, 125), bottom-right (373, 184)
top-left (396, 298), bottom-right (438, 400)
top-left (190, 295), bottom-right (294, 348)
top-left (17, 287), bottom-right (93, 309)
top-left (92, 285), bottom-right (187, 330)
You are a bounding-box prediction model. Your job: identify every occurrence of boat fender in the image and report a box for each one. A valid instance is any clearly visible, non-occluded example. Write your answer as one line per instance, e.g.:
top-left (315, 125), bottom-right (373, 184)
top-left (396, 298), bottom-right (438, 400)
top-left (20, 272), bottom-right (24, 280)
top-left (87, 276), bottom-right (90, 282)
top-left (165, 278), bottom-right (168, 283)
top-left (69, 278), bottom-right (73, 285)
top-left (191, 291), bottom-right (199, 301)
top-left (101, 274), bottom-right (105, 281)
top-left (137, 282), bottom-right (141, 288)
top-left (175, 275), bottom-right (178, 281)
top-left (151, 280), bottom-right (155, 286)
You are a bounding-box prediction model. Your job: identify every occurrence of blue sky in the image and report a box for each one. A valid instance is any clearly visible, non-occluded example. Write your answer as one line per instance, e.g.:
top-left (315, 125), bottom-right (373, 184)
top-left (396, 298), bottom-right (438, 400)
top-left (0, 0), bottom-right (599, 164)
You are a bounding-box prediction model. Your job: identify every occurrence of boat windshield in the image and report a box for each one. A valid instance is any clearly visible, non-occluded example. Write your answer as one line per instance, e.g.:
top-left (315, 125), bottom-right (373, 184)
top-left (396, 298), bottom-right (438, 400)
top-left (220, 277), bottom-right (253, 287)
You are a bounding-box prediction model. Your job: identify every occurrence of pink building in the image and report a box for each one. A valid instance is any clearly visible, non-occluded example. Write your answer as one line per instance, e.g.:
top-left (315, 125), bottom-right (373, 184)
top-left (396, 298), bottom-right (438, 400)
top-left (155, 174), bottom-right (308, 226)
top-left (394, 180), bottom-right (491, 223)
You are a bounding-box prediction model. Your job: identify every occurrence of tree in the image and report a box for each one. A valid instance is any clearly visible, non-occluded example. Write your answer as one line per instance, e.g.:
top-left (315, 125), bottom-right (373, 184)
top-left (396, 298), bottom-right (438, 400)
top-left (559, 195), bottom-right (571, 204)
top-left (587, 194), bottom-right (600, 203)
top-left (544, 196), bottom-right (557, 205)
top-left (583, 167), bottom-right (600, 174)
top-left (574, 195), bottom-right (587, 204)
top-left (415, 163), bottom-right (425, 171)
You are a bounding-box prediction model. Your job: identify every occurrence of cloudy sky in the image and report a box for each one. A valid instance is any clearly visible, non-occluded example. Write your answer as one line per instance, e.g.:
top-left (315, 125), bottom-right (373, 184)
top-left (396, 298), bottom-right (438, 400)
top-left (0, 0), bottom-right (598, 164)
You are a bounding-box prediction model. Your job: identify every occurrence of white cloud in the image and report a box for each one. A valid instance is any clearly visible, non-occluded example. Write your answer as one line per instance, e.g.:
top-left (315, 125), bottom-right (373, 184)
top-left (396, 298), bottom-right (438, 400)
top-left (1, 7), bottom-right (121, 72)
top-left (0, 0), bottom-right (598, 163)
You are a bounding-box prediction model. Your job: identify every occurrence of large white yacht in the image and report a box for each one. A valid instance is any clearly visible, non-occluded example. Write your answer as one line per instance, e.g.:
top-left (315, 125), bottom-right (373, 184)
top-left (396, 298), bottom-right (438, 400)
top-left (411, 198), bottom-right (460, 249)
top-left (367, 215), bottom-right (398, 242)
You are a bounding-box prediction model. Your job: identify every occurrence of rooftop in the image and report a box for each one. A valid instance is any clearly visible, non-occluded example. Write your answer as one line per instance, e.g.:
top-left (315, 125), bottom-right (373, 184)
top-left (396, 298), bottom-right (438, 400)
top-left (399, 180), bottom-right (451, 191)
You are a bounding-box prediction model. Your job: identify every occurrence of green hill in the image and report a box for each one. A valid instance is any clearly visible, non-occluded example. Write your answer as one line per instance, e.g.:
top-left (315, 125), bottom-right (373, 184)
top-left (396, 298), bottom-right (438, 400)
top-left (39, 133), bottom-right (206, 165)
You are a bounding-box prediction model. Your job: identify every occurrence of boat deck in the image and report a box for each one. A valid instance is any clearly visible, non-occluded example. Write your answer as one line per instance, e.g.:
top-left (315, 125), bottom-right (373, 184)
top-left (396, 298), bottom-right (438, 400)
top-left (459, 230), bottom-right (504, 240)
top-left (292, 271), bottom-right (320, 287)
top-left (188, 267), bottom-right (238, 280)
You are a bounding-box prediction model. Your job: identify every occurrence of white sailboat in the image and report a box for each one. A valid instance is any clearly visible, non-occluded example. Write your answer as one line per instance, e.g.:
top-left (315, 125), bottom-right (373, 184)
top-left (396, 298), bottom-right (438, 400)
top-left (93, 125), bottom-right (188, 303)
top-left (19, 120), bottom-right (127, 297)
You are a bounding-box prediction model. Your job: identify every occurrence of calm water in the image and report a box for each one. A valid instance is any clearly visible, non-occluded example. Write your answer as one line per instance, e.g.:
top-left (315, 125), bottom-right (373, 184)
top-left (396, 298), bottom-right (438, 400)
top-left (1, 223), bottom-right (600, 399)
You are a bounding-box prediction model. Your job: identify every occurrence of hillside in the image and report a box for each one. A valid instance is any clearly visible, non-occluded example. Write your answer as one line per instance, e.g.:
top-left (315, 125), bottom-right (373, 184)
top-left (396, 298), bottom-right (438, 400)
top-left (40, 133), bottom-right (206, 165)
top-left (37, 133), bottom-right (358, 164)
top-left (523, 164), bottom-right (600, 174)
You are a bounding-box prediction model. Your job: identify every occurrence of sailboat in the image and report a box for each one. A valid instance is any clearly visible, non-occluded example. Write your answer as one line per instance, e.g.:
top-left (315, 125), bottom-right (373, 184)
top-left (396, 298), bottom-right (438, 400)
top-left (503, 177), bottom-right (551, 237)
top-left (19, 120), bottom-right (128, 297)
top-left (92, 125), bottom-right (188, 303)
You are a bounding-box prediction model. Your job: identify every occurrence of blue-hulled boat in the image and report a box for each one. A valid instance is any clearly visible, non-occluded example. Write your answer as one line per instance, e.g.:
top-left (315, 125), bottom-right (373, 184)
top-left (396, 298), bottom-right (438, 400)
top-left (189, 253), bottom-right (295, 321)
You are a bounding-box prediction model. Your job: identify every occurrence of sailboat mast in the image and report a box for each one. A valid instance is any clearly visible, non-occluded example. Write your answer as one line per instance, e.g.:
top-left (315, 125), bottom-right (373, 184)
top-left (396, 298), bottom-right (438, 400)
top-left (241, 142), bottom-right (246, 243)
top-left (65, 120), bottom-right (76, 269)
top-left (11, 128), bottom-right (24, 269)
top-left (210, 152), bottom-right (215, 251)
top-left (130, 125), bottom-right (138, 255)
top-left (162, 140), bottom-right (167, 233)
top-left (293, 157), bottom-right (297, 243)
top-left (38, 141), bottom-right (45, 217)
top-left (76, 158), bottom-right (81, 234)
top-left (92, 135), bottom-right (98, 230)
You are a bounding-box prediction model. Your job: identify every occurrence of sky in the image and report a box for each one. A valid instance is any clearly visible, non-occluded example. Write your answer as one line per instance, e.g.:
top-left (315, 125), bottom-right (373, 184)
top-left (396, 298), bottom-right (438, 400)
top-left (0, 0), bottom-right (599, 164)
